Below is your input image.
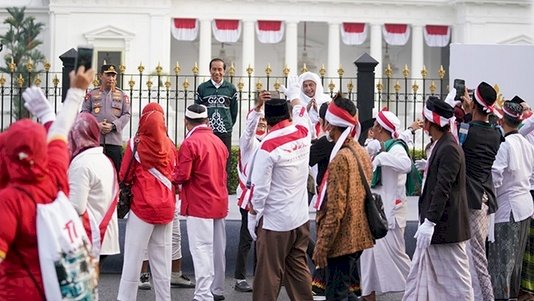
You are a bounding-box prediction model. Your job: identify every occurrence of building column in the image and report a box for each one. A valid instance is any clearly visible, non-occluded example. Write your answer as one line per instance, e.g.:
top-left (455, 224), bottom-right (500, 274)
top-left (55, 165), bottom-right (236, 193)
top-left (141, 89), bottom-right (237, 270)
top-left (411, 24), bottom-right (424, 82)
top-left (199, 19), bottom-right (212, 76)
top-left (370, 23), bottom-right (383, 80)
top-left (285, 20), bottom-right (298, 76)
top-left (327, 22), bottom-right (341, 79)
top-left (241, 20), bottom-right (255, 78)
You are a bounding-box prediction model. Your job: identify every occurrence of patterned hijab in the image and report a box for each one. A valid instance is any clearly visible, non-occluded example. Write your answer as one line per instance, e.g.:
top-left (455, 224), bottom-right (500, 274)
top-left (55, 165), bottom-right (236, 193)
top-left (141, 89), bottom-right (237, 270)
top-left (137, 103), bottom-right (173, 177)
top-left (68, 112), bottom-right (100, 159)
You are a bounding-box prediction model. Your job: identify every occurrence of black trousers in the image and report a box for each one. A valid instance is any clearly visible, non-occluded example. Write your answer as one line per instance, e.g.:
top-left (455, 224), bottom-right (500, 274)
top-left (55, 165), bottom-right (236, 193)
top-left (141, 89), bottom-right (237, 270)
top-left (325, 251), bottom-right (362, 301)
top-left (102, 144), bottom-right (123, 173)
top-left (234, 208), bottom-right (253, 280)
top-left (214, 132), bottom-right (232, 189)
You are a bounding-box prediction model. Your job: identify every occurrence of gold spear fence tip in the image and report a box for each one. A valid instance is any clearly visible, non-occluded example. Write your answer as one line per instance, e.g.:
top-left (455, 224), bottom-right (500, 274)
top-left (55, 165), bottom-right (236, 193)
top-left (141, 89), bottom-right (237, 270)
top-left (402, 65), bottom-right (410, 78)
top-left (438, 65), bottom-right (446, 79)
top-left (385, 64), bottom-right (393, 79)
top-left (376, 81), bottom-right (383, 92)
top-left (246, 64), bottom-right (254, 76)
top-left (337, 65), bottom-right (344, 77)
top-left (319, 64), bottom-right (326, 77)
top-left (155, 62), bottom-right (163, 76)
top-left (430, 81), bottom-right (437, 94)
top-left (119, 64), bottom-right (126, 74)
top-left (52, 75), bottom-right (60, 87)
top-left (328, 80), bottom-right (335, 92)
top-left (92, 75), bottom-right (100, 87)
top-left (237, 79), bottom-right (244, 91)
top-left (192, 62), bottom-right (199, 75)
top-left (128, 77), bottom-right (135, 89)
top-left (274, 79), bottom-right (281, 91)
top-left (165, 77), bottom-right (171, 90)
top-left (412, 81), bottom-right (419, 93)
top-left (183, 79), bottom-right (190, 90)
top-left (17, 74), bottom-right (24, 88)
top-left (228, 63), bottom-right (235, 77)
top-left (8, 59), bottom-right (16, 73)
top-left (265, 64), bottom-right (272, 76)
top-left (34, 76), bottom-right (41, 87)
top-left (174, 62), bottom-right (181, 75)
top-left (138, 62), bottom-right (145, 74)
top-left (421, 65), bottom-right (428, 78)
top-left (25, 59), bottom-right (33, 73)
top-left (394, 81), bottom-right (401, 93)
top-left (146, 77), bottom-right (153, 89)
top-left (0, 74), bottom-right (5, 87)
top-left (256, 81), bottom-right (263, 91)
top-left (347, 80), bottom-right (354, 92)
top-left (301, 63), bottom-right (308, 74)
top-left (44, 60), bottom-right (51, 72)
top-left (282, 64), bottom-right (290, 76)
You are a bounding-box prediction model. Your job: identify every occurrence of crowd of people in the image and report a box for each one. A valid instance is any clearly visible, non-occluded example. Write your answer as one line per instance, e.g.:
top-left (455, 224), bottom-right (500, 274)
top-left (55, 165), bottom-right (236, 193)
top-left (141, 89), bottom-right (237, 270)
top-left (0, 57), bottom-right (533, 301)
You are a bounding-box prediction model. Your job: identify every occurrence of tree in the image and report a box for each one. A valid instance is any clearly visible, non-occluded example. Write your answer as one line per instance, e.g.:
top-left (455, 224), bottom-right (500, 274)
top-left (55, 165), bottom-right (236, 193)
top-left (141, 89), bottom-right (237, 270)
top-left (0, 7), bottom-right (45, 119)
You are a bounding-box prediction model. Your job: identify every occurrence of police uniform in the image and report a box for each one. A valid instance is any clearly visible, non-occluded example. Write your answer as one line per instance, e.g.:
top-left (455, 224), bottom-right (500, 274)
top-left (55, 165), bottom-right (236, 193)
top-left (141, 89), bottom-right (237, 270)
top-left (81, 64), bottom-right (131, 171)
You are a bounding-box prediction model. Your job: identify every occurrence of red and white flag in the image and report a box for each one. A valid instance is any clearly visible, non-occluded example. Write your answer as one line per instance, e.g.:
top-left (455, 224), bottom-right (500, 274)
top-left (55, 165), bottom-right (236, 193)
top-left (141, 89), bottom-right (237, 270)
top-left (172, 18), bottom-right (198, 41)
top-left (341, 22), bottom-right (367, 45)
top-left (383, 23), bottom-right (411, 46)
top-left (213, 19), bottom-right (241, 43)
top-left (256, 20), bottom-right (284, 44)
top-left (424, 25), bottom-right (450, 47)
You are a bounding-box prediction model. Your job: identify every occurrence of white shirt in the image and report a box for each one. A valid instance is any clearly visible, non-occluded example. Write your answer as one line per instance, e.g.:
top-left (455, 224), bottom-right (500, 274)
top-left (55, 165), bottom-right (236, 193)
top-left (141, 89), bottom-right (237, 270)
top-left (492, 133), bottom-right (534, 223)
top-left (250, 105), bottom-right (311, 231)
top-left (372, 143), bottom-right (412, 228)
top-left (236, 110), bottom-right (263, 208)
top-left (520, 116), bottom-right (534, 190)
top-left (68, 147), bottom-right (120, 255)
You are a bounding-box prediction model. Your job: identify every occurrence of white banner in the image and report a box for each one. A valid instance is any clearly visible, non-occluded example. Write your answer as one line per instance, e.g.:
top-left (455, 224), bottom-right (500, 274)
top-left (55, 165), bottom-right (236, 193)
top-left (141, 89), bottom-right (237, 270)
top-left (213, 19), bottom-right (241, 43)
top-left (256, 20), bottom-right (284, 44)
top-left (341, 22), bottom-right (367, 45)
top-left (172, 18), bottom-right (198, 41)
top-left (424, 25), bottom-right (450, 47)
top-left (383, 24), bottom-right (411, 46)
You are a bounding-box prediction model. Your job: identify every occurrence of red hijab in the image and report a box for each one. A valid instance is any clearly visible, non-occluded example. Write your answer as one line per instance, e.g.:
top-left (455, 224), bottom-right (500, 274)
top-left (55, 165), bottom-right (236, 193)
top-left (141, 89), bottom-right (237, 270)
top-left (4, 119), bottom-right (49, 183)
top-left (68, 112), bottom-right (100, 159)
top-left (137, 103), bottom-right (174, 177)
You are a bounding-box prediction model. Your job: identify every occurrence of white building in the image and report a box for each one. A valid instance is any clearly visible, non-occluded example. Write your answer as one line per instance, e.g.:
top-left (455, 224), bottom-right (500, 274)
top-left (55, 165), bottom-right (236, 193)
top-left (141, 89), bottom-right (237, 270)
top-left (1, 0), bottom-right (533, 143)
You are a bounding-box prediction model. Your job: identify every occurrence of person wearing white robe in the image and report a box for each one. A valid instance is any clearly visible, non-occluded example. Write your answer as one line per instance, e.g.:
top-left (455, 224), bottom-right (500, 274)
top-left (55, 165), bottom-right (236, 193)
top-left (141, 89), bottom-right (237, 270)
top-left (361, 110), bottom-right (412, 301)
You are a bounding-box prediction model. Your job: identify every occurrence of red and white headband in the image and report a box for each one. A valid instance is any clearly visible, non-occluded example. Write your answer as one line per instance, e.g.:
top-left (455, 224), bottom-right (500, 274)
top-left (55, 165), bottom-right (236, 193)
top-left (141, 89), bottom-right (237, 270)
top-left (377, 109), bottom-right (400, 138)
top-left (423, 104), bottom-right (451, 127)
top-left (503, 106), bottom-right (522, 120)
top-left (474, 86), bottom-right (494, 114)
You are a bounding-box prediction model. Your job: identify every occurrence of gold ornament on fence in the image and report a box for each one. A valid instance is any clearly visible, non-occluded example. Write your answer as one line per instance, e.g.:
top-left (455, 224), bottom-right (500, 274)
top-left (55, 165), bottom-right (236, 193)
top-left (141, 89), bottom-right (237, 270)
top-left (138, 62), bottom-right (145, 74)
top-left (229, 63), bottom-right (235, 77)
top-left (128, 77), bottom-right (135, 89)
top-left (256, 81), bottom-right (263, 91)
top-left (44, 60), bottom-right (51, 72)
top-left (319, 64), bottom-right (326, 77)
top-left (34, 76), bottom-right (41, 86)
top-left (328, 80), bottom-right (335, 93)
top-left (265, 64), bottom-right (272, 76)
top-left (394, 81), bottom-right (401, 93)
top-left (347, 80), bottom-right (354, 93)
top-left (192, 63), bottom-right (199, 76)
top-left (402, 65), bottom-right (410, 78)
top-left (183, 79), bottom-right (190, 90)
top-left (25, 58), bottom-right (33, 73)
top-left (52, 75), bottom-right (59, 87)
top-left (17, 74), bottom-right (24, 88)
top-left (337, 65), bottom-right (344, 77)
top-left (376, 82), bottom-right (383, 92)
top-left (0, 74), bottom-right (5, 87)
top-left (412, 81), bottom-right (419, 93)
top-left (430, 81), bottom-right (437, 94)
top-left (438, 65), bottom-right (446, 79)
top-left (165, 78), bottom-right (171, 90)
top-left (274, 79), bottom-right (281, 91)
top-left (246, 64), bottom-right (254, 76)
top-left (155, 63), bottom-right (163, 76)
top-left (174, 62), bottom-right (181, 75)
top-left (283, 64), bottom-right (290, 77)
top-left (8, 57), bottom-right (16, 73)
top-left (146, 78), bottom-right (153, 89)
top-left (237, 79), bottom-right (244, 92)
top-left (119, 64), bottom-right (126, 74)
top-left (421, 65), bottom-right (428, 79)
top-left (385, 64), bottom-right (393, 79)
top-left (301, 63), bottom-right (308, 74)
top-left (92, 75), bottom-right (100, 87)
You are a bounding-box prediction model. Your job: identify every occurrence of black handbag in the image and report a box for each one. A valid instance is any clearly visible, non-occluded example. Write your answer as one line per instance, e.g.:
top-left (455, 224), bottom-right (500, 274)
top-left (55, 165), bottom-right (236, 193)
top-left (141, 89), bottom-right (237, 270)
top-left (117, 142), bottom-right (137, 219)
top-left (348, 146), bottom-right (388, 240)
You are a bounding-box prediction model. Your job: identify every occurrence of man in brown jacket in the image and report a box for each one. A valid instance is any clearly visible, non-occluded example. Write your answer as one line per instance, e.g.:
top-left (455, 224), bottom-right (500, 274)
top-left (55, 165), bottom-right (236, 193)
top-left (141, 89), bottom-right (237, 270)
top-left (313, 96), bottom-right (374, 300)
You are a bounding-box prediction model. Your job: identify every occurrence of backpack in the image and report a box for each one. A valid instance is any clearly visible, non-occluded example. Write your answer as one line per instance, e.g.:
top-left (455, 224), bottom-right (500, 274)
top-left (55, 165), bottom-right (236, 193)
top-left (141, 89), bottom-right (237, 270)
top-left (387, 140), bottom-right (423, 196)
top-left (25, 190), bottom-right (99, 300)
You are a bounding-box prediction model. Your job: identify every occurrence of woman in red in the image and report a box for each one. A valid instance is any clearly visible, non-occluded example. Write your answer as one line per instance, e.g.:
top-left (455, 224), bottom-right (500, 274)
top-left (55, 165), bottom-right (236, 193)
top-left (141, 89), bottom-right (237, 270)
top-left (0, 67), bottom-right (95, 300)
top-left (117, 103), bottom-right (177, 301)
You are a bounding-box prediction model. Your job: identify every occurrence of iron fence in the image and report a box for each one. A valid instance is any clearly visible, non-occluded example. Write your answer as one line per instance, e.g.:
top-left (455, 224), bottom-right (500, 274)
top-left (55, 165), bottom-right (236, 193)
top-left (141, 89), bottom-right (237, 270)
top-left (0, 64), bottom-right (449, 150)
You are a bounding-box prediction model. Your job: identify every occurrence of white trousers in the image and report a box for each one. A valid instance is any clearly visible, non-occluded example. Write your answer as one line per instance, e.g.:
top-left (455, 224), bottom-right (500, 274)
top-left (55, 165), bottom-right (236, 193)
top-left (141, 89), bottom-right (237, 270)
top-left (117, 211), bottom-right (172, 301)
top-left (187, 217), bottom-right (226, 301)
top-left (172, 208), bottom-right (182, 260)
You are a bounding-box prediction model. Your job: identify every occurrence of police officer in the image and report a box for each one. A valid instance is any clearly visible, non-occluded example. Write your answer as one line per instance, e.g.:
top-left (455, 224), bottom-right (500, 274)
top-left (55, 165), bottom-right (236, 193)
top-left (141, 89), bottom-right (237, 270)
top-left (82, 64), bottom-right (131, 172)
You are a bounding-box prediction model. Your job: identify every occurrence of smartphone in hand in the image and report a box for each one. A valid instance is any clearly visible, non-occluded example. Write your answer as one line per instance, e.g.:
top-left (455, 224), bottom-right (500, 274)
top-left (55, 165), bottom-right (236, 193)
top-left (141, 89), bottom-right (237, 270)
top-left (453, 79), bottom-right (465, 101)
top-left (75, 45), bottom-right (94, 71)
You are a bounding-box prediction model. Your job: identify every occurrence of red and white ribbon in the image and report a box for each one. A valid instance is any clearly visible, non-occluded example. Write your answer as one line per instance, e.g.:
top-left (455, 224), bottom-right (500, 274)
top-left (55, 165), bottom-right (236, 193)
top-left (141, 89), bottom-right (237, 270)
top-left (423, 104), bottom-right (450, 128)
top-left (212, 19), bottom-right (241, 43)
top-left (383, 23), bottom-right (411, 46)
top-left (377, 110), bottom-right (400, 138)
top-left (256, 20), bottom-right (284, 44)
top-left (172, 18), bottom-right (198, 41)
top-left (424, 25), bottom-right (450, 47)
top-left (341, 22), bottom-right (367, 45)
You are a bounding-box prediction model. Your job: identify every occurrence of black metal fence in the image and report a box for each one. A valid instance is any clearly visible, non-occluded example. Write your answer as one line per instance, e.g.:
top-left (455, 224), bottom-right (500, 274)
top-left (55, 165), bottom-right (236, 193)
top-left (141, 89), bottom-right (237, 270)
top-left (0, 64), bottom-right (449, 150)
